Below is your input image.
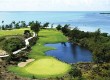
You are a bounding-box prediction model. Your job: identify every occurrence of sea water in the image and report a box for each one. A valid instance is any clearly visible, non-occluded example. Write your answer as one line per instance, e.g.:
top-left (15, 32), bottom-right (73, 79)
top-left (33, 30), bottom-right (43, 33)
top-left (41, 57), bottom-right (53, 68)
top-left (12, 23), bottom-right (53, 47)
top-left (0, 11), bottom-right (110, 33)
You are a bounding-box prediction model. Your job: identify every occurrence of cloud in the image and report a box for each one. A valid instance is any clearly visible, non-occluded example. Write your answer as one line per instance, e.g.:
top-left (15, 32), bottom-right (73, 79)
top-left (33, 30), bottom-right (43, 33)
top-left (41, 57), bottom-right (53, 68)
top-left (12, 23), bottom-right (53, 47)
top-left (0, 0), bottom-right (110, 11)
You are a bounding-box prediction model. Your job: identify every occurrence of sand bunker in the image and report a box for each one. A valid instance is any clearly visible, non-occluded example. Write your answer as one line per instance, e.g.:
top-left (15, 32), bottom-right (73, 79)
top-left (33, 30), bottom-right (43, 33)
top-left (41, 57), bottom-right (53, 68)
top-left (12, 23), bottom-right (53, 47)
top-left (18, 59), bottom-right (35, 67)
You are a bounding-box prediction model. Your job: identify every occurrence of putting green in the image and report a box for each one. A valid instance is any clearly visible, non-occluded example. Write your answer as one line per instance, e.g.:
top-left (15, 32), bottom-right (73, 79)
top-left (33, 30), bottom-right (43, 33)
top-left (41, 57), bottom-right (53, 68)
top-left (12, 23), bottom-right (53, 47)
top-left (25, 58), bottom-right (71, 76)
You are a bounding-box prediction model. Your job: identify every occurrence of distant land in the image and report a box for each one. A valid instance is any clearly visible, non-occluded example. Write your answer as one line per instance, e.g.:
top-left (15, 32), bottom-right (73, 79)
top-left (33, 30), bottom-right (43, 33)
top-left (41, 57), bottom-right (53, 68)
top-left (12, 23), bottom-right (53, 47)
top-left (100, 13), bottom-right (110, 14)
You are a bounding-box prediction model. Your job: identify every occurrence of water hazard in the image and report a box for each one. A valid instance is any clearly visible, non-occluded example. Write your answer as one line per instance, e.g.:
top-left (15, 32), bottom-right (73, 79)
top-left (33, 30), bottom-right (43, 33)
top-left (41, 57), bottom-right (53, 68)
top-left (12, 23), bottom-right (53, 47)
top-left (45, 42), bottom-right (92, 63)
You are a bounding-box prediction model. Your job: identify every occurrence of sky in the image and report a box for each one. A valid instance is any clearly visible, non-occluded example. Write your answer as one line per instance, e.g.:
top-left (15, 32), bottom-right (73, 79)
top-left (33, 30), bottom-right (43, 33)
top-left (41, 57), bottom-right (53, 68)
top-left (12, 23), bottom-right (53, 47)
top-left (0, 0), bottom-right (110, 11)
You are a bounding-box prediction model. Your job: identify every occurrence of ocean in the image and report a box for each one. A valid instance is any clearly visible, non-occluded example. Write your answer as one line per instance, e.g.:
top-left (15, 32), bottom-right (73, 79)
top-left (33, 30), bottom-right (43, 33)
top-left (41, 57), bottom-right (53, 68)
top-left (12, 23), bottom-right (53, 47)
top-left (0, 11), bottom-right (110, 33)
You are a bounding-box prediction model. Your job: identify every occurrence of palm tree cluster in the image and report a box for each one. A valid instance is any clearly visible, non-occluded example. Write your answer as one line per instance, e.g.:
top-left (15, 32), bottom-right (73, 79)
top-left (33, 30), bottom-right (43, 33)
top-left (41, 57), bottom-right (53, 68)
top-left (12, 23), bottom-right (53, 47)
top-left (0, 20), bottom-right (51, 30)
top-left (0, 20), bottom-right (27, 30)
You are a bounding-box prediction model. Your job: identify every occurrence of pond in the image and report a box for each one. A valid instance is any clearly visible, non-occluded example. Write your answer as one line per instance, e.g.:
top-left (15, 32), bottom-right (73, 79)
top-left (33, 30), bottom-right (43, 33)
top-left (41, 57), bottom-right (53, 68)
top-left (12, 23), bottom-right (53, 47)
top-left (45, 42), bottom-right (92, 63)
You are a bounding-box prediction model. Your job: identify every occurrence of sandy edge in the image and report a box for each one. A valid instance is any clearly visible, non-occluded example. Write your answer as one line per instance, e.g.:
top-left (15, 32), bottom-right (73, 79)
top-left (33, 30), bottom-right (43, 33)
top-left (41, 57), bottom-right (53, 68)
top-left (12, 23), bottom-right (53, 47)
top-left (18, 59), bottom-right (35, 67)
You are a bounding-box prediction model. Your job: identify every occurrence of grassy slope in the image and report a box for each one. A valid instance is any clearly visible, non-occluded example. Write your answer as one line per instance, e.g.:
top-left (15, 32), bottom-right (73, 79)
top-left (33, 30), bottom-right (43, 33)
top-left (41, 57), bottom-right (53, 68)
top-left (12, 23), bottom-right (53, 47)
top-left (0, 28), bottom-right (30, 37)
top-left (0, 28), bottom-right (29, 49)
top-left (8, 29), bottom-right (71, 78)
top-left (28, 29), bottom-right (67, 59)
top-left (25, 58), bottom-right (71, 77)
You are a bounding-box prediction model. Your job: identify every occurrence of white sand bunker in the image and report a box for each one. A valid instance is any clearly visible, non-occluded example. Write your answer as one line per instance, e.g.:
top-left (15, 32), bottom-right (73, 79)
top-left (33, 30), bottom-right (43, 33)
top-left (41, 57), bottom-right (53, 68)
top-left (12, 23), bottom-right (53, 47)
top-left (18, 59), bottom-right (35, 67)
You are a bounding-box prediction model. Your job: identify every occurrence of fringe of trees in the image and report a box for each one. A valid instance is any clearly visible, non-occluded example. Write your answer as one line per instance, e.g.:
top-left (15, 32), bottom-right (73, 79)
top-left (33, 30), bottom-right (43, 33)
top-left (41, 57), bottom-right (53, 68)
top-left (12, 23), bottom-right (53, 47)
top-left (0, 20), bottom-right (50, 30)
top-left (1, 20), bottom-right (110, 64)
top-left (56, 24), bottom-right (110, 64)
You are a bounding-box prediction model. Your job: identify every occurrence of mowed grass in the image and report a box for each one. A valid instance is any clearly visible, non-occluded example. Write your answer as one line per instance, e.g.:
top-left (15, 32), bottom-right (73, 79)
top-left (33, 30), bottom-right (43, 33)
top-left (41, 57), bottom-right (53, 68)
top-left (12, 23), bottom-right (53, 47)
top-left (0, 28), bottom-right (30, 36)
top-left (28, 29), bottom-right (67, 59)
top-left (8, 29), bottom-right (71, 78)
top-left (39, 29), bottom-right (67, 44)
top-left (25, 58), bottom-right (71, 77)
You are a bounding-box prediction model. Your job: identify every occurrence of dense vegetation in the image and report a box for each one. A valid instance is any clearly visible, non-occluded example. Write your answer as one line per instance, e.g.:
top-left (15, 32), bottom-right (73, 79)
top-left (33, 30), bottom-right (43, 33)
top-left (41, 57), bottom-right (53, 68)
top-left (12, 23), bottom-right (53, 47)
top-left (0, 20), bottom-right (110, 80)
top-left (7, 29), bottom-right (71, 79)
top-left (56, 25), bottom-right (110, 79)
top-left (56, 25), bottom-right (110, 63)
top-left (3, 37), bottom-right (25, 53)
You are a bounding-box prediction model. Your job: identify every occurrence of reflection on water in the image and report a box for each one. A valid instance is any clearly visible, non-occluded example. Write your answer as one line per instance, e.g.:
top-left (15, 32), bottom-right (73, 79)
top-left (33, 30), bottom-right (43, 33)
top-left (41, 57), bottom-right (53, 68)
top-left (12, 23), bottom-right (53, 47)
top-left (61, 42), bottom-right (66, 46)
top-left (45, 42), bottom-right (92, 63)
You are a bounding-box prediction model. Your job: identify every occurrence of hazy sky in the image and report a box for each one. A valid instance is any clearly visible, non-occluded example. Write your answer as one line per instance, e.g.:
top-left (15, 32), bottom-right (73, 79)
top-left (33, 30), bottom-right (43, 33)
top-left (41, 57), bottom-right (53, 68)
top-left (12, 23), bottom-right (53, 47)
top-left (0, 0), bottom-right (110, 11)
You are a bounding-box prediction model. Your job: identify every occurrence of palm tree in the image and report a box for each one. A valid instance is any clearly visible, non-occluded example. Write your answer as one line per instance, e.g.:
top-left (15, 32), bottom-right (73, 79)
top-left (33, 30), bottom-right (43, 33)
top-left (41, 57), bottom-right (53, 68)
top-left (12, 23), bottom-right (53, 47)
top-left (43, 22), bottom-right (49, 29)
top-left (12, 21), bottom-right (16, 28)
top-left (1, 21), bottom-right (4, 30)
top-left (9, 23), bottom-right (13, 29)
top-left (21, 21), bottom-right (26, 28)
top-left (15, 22), bottom-right (20, 29)
top-left (30, 22), bottom-right (40, 36)
top-left (56, 24), bottom-right (62, 31)
top-left (28, 21), bottom-right (34, 26)
top-left (94, 28), bottom-right (101, 42)
top-left (51, 23), bottom-right (54, 29)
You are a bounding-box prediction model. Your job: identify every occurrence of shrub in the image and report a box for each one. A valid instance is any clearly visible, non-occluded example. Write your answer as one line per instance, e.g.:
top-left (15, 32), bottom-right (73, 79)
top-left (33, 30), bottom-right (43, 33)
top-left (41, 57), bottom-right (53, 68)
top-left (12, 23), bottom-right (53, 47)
top-left (0, 36), bottom-right (5, 42)
top-left (2, 37), bottom-right (25, 53)
top-left (69, 66), bottom-right (82, 78)
top-left (29, 37), bottom-right (38, 46)
top-left (24, 30), bottom-right (31, 38)
top-left (56, 24), bottom-right (62, 31)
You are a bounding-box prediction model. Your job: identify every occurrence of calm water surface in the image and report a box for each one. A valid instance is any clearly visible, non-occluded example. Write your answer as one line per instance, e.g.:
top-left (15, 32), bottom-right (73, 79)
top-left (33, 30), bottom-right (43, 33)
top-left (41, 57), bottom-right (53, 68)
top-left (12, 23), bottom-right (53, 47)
top-left (0, 11), bottom-right (110, 33)
top-left (45, 42), bottom-right (92, 63)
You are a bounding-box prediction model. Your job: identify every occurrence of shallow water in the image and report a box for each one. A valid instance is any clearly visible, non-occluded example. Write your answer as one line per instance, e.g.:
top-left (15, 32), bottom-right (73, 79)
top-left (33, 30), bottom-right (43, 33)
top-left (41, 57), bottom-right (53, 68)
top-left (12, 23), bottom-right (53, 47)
top-left (0, 11), bottom-right (110, 33)
top-left (45, 42), bottom-right (92, 63)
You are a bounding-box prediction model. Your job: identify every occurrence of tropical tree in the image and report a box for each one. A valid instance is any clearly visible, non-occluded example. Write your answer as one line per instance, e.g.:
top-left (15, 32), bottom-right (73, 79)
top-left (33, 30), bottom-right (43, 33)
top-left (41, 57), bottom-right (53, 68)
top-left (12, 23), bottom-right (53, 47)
top-left (51, 23), bottom-right (54, 29)
top-left (61, 24), bottom-right (70, 36)
top-left (24, 30), bottom-right (31, 38)
top-left (35, 21), bottom-right (41, 27)
top-left (21, 21), bottom-right (26, 28)
top-left (12, 21), bottom-right (16, 28)
top-left (5, 25), bottom-right (9, 29)
top-left (56, 24), bottom-right (62, 31)
top-left (15, 22), bottom-right (20, 29)
top-left (43, 22), bottom-right (49, 28)
top-left (69, 27), bottom-right (80, 42)
top-left (1, 21), bottom-right (4, 30)
top-left (94, 29), bottom-right (101, 42)
top-left (9, 23), bottom-right (13, 29)
top-left (30, 21), bottom-right (40, 36)
top-left (28, 21), bottom-right (34, 26)
top-left (1, 25), bottom-right (5, 30)
top-left (101, 33), bottom-right (108, 37)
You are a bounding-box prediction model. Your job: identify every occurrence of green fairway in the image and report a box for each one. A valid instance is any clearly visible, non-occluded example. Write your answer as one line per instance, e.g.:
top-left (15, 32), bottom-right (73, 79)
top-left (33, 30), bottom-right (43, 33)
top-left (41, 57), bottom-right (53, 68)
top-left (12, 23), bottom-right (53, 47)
top-left (25, 58), bottom-right (71, 76)
top-left (7, 29), bottom-right (71, 78)
top-left (0, 28), bottom-right (30, 36)
top-left (28, 29), bottom-right (67, 59)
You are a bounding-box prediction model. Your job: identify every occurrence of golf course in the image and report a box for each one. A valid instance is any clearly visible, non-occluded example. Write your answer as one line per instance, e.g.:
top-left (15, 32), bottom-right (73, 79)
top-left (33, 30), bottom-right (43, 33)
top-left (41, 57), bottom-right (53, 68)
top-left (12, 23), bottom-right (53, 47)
top-left (0, 25), bottom-right (110, 80)
top-left (0, 11), bottom-right (110, 80)
top-left (0, 28), bottom-right (30, 37)
top-left (6, 28), bottom-right (71, 78)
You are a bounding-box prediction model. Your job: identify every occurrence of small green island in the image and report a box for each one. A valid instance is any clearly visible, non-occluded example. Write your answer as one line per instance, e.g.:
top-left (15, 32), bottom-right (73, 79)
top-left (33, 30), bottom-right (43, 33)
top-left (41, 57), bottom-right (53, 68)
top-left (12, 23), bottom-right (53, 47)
top-left (0, 21), bottom-right (110, 80)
